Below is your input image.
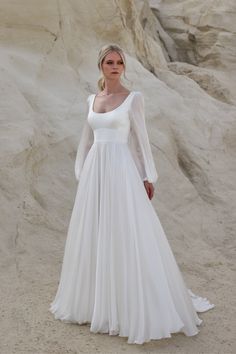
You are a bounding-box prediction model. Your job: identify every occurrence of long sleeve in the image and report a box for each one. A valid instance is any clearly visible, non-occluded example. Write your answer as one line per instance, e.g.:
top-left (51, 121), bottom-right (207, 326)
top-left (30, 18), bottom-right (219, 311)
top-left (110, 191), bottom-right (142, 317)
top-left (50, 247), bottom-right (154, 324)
top-left (128, 92), bottom-right (158, 184)
top-left (74, 95), bottom-right (94, 181)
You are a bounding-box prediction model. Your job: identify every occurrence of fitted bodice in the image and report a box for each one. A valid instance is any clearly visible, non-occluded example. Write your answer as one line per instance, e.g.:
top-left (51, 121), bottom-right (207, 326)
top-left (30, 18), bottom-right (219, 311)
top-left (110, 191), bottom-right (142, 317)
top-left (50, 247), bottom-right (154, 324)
top-left (75, 90), bottom-right (158, 184)
top-left (87, 92), bottom-right (136, 144)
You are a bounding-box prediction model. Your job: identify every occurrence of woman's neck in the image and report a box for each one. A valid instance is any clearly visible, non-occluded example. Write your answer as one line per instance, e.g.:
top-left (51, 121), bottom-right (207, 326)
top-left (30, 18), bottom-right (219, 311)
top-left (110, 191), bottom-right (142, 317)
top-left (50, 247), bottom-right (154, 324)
top-left (102, 80), bottom-right (125, 95)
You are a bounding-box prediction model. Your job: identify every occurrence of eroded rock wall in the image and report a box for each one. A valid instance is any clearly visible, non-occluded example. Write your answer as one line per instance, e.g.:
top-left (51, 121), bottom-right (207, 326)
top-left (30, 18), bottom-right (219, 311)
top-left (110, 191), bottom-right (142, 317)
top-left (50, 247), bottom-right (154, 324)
top-left (0, 1), bottom-right (235, 353)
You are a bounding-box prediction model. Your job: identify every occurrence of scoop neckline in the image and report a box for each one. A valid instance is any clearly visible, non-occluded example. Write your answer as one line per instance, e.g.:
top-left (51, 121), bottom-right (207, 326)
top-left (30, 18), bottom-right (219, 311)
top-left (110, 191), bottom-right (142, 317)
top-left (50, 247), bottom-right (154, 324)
top-left (91, 91), bottom-right (134, 114)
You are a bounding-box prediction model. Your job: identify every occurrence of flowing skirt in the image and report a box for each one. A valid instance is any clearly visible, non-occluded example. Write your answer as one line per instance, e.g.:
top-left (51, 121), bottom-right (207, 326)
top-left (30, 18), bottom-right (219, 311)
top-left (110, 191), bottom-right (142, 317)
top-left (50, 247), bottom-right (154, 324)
top-left (49, 141), bottom-right (214, 344)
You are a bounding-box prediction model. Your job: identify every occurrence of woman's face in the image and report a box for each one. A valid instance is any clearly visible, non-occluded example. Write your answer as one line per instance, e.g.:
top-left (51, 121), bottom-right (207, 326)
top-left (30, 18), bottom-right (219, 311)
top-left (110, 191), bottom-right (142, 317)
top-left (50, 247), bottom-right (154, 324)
top-left (101, 51), bottom-right (124, 80)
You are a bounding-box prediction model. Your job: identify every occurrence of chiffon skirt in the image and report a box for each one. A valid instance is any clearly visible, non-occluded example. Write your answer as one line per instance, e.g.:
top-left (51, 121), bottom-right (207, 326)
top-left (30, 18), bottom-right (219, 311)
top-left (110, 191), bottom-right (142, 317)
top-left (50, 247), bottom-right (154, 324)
top-left (49, 141), bottom-right (214, 344)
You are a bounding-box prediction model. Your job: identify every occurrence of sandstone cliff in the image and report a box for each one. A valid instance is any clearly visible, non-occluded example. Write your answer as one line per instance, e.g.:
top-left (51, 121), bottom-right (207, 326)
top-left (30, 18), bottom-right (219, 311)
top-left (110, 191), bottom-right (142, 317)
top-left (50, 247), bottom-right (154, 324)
top-left (0, 1), bottom-right (235, 353)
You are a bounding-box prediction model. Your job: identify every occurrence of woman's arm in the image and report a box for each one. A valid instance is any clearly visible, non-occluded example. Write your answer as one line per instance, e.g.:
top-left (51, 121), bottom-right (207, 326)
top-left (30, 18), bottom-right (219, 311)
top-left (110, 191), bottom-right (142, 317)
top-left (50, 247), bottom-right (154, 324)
top-left (128, 92), bottom-right (158, 186)
top-left (74, 95), bottom-right (94, 181)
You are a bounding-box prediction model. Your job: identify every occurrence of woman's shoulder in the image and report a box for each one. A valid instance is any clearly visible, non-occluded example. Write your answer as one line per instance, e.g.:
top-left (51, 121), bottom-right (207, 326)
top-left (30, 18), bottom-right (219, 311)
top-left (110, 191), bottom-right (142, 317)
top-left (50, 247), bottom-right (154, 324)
top-left (87, 93), bottom-right (95, 99)
top-left (86, 93), bottom-right (96, 106)
top-left (132, 90), bottom-right (142, 94)
top-left (130, 91), bottom-right (144, 105)
top-left (131, 90), bottom-right (143, 99)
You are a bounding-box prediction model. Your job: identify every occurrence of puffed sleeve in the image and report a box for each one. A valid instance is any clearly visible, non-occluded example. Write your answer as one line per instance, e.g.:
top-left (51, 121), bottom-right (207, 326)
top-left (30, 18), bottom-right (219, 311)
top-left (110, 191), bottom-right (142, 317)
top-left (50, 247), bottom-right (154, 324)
top-left (128, 91), bottom-right (158, 184)
top-left (74, 95), bottom-right (94, 181)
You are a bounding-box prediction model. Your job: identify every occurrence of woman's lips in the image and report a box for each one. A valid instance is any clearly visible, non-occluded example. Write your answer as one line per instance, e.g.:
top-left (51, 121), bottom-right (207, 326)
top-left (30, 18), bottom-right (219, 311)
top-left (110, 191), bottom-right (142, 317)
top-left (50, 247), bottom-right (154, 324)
top-left (111, 72), bottom-right (119, 74)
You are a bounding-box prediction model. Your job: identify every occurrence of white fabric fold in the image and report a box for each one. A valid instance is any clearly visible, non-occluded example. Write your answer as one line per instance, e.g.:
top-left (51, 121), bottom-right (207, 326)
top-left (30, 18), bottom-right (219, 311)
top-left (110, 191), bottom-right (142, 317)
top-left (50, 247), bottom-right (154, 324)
top-left (188, 289), bottom-right (215, 313)
top-left (128, 92), bottom-right (158, 184)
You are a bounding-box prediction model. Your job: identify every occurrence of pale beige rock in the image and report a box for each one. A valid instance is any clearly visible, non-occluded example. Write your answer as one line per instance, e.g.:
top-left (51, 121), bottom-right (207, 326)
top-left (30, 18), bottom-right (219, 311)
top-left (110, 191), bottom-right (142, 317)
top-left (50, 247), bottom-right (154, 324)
top-left (167, 61), bottom-right (236, 104)
top-left (149, 0), bottom-right (236, 68)
top-left (0, 1), bottom-right (235, 353)
top-left (149, 0), bottom-right (236, 104)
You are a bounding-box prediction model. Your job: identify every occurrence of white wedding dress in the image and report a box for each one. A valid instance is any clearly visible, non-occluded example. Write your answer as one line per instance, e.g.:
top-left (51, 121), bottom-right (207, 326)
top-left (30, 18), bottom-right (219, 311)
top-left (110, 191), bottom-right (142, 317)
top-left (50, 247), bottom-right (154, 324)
top-left (49, 91), bottom-right (214, 344)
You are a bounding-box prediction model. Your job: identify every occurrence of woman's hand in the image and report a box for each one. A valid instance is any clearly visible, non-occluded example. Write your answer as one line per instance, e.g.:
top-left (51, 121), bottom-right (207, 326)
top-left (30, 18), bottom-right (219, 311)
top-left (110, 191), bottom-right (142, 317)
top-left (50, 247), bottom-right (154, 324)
top-left (144, 180), bottom-right (154, 200)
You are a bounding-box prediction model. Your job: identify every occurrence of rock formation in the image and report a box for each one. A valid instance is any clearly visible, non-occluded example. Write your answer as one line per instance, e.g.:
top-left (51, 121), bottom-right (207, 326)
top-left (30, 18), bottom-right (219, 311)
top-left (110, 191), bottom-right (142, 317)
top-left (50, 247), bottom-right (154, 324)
top-left (0, 1), bottom-right (235, 353)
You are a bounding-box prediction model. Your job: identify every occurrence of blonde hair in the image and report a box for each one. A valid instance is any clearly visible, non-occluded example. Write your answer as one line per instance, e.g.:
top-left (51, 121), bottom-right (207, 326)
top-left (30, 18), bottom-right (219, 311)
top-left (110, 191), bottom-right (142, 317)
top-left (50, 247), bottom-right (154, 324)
top-left (97, 43), bottom-right (128, 91)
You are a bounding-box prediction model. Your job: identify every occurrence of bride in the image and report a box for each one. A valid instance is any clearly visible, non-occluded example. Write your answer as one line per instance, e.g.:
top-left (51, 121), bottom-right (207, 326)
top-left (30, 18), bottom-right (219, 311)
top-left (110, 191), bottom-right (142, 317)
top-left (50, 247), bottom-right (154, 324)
top-left (49, 43), bottom-right (214, 345)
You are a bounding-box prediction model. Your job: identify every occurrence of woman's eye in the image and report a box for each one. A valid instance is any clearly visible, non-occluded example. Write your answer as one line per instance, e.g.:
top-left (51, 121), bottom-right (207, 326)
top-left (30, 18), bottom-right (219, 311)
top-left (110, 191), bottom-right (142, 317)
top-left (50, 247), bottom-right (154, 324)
top-left (106, 61), bottom-right (124, 65)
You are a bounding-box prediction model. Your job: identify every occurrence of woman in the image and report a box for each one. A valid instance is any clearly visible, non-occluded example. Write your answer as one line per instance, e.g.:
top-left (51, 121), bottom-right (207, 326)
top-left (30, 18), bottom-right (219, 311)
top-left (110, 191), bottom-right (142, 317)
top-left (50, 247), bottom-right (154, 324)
top-left (49, 43), bottom-right (214, 344)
